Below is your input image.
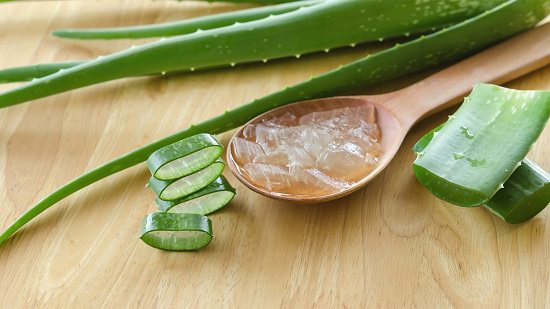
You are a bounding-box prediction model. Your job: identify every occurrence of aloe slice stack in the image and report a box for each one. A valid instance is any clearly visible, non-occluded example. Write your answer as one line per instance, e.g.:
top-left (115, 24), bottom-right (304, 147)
top-left (413, 83), bottom-right (550, 222)
top-left (140, 134), bottom-right (235, 251)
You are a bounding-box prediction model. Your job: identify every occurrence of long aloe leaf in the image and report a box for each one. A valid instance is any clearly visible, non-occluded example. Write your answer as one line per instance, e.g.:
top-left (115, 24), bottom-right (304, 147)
top-left (1, 2), bottom-right (318, 83)
top-left (413, 84), bottom-right (550, 207)
top-left (53, 1), bottom-right (319, 39)
top-left (0, 0), bottom-right (512, 107)
top-left (0, 0), bottom-right (548, 244)
top-left (0, 62), bottom-right (85, 83)
top-left (414, 123), bottom-right (550, 223)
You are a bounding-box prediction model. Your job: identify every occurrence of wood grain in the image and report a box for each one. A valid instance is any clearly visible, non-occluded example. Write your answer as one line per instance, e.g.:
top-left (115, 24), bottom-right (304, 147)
top-left (0, 2), bottom-right (549, 308)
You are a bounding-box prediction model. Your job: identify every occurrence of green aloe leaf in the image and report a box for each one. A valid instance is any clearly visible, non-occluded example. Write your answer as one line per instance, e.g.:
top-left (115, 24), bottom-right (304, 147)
top-left (485, 160), bottom-right (550, 223)
top-left (414, 123), bottom-right (550, 223)
top-left (53, 1), bottom-right (319, 39)
top-left (0, 62), bottom-right (84, 83)
top-left (413, 83), bottom-right (550, 207)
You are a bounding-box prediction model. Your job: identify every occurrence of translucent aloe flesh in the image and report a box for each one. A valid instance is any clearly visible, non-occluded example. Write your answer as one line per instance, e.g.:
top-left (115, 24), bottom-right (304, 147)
top-left (0, 0), bottom-right (548, 244)
top-left (413, 84), bottom-right (550, 207)
top-left (414, 124), bottom-right (550, 223)
top-left (147, 133), bottom-right (223, 180)
top-left (156, 176), bottom-right (236, 215)
top-left (140, 212), bottom-right (213, 251)
top-left (149, 160), bottom-right (226, 201)
top-left (0, 0), bottom-right (515, 106)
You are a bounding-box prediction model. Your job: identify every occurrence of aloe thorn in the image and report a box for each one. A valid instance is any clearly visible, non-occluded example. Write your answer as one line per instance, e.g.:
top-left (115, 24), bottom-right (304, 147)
top-left (0, 0), bottom-right (547, 244)
top-left (0, 0), bottom-right (513, 107)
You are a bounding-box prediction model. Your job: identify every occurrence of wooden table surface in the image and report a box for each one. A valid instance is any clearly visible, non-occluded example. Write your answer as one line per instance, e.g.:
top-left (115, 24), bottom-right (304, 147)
top-left (0, 2), bottom-right (549, 308)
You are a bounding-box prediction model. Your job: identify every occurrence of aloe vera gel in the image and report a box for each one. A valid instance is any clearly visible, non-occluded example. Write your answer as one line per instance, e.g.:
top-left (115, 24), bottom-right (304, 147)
top-left (232, 105), bottom-right (382, 197)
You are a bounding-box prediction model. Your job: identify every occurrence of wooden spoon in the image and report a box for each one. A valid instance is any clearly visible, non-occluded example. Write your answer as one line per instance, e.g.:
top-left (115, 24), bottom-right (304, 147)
top-left (227, 23), bottom-right (550, 203)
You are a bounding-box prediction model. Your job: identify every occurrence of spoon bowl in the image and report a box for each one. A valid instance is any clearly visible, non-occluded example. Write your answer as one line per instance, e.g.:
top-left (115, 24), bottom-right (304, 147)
top-left (227, 97), bottom-right (405, 203)
top-left (227, 24), bottom-right (550, 203)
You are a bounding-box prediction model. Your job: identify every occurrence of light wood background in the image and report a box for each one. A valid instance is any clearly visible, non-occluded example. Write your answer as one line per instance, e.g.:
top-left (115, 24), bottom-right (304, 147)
top-left (0, 2), bottom-right (549, 308)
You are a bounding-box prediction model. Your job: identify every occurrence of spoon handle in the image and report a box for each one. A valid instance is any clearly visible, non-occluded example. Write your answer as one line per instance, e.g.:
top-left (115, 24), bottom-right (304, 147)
top-left (389, 23), bottom-right (550, 128)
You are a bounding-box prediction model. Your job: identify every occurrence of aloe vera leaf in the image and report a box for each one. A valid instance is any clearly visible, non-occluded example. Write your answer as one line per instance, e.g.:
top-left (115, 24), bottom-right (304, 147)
top-left (53, 1), bottom-right (319, 39)
top-left (147, 133), bottom-right (223, 180)
top-left (140, 212), bottom-right (213, 251)
top-left (149, 160), bottom-right (225, 201)
top-left (0, 62), bottom-right (84, 83)
top-left (414, 123), bottom-right (550, 223)
top-left (156, 176), bottom-right (236, 215)
top-left (0, 0), bottom-right (514, 107)
top-left (485, 160), bottom-right (550, 223)
top-left (0, 62), bottom-right (165, 84)
top-left (0, 0), bottom-right (547, 245)
top-left (413, 83), bottom-right (550, 207)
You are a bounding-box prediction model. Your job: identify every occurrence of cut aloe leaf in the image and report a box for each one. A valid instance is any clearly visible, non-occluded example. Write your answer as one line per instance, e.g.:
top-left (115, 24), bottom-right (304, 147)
top-left (156, 176), bottom-right (236, 215)
top-left (149, 159), bottom-right (225, 201)
top-left (413, 83), bottom-right (550, 207)
top-left (140, 212), bottom-right (213, 251)
top-left (485, 160), bottom-right (550, 224)
top-left (414, 122), bottom-right (550, 223)
top-left (147, 133), bottom-right (223, 181)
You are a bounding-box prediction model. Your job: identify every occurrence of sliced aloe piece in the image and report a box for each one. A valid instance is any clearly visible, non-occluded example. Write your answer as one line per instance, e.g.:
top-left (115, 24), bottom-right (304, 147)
top-left (414, 122), bottom-right (550, 223)
top-left (149, 159), bottom-right (225, 201)
top-left (485, 160), bottom-right (550, 223)
top-left (156, 176), bottom-right (236, 215)
top-left (413, 83), bottom-right (550, 207)
top-left (140, 212), bottom-right (213, 251)
top-left (147, 133), bottom-right (223, 180)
